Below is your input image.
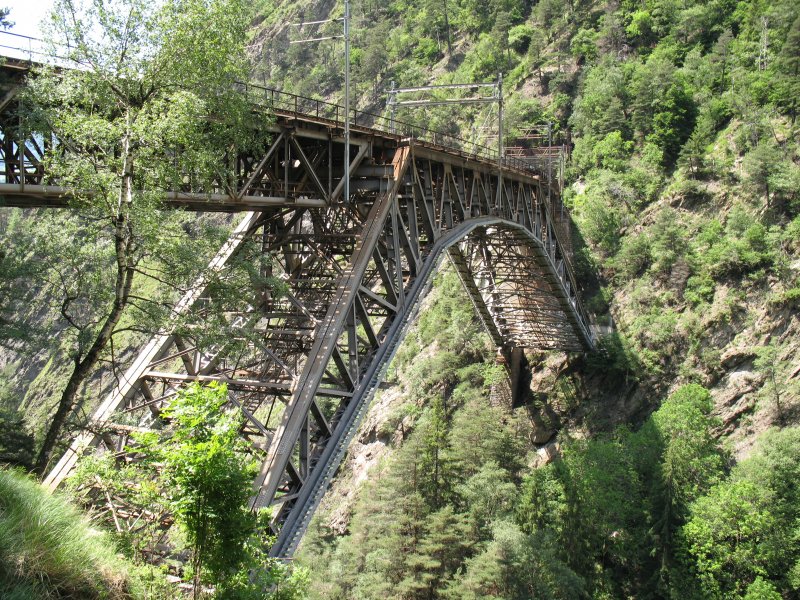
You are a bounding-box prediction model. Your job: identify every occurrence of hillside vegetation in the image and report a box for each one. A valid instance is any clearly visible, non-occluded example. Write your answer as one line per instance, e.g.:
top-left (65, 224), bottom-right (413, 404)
top-left (245, 0), bottom-right (800, 597)
top-left (0, 468), bottom-right (176, 599)
top-left (1, 0), bottom-right (799, 597)
top-left (298, 277), bottom-right (800, 598)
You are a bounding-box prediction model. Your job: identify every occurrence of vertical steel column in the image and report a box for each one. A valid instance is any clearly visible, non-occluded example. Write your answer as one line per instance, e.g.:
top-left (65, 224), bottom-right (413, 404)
top-left (389, 80), bottom-right (396, 134)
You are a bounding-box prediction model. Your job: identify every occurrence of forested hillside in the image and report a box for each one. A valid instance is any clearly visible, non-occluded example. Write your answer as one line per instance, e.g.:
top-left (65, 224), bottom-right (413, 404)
top-left (245, 0), bottom-right (800, 597)
top-left (1, 0), bottom-right (799, 597)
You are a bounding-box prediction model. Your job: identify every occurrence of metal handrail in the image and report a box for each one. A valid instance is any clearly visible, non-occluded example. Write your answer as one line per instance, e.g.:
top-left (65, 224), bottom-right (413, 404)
top-left (237, 82), bottom-right (538, 175)
top-left (0, 28), bottom-right (543, 176)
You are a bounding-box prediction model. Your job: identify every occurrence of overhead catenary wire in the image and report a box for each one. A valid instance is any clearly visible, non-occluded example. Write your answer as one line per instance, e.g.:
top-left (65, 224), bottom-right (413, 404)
top-left (283, 1), bottom-right (351, 207)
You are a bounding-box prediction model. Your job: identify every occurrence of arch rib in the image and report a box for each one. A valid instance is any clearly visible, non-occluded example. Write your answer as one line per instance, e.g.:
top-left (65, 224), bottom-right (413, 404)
top-left (267, 213), bottom-right (592, 557)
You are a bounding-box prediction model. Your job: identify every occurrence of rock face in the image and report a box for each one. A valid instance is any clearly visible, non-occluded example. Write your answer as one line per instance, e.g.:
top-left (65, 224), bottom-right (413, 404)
top-left (716, 368), bottom-right (762, 432)
top-left (323, 382), bottom-right (408, 535)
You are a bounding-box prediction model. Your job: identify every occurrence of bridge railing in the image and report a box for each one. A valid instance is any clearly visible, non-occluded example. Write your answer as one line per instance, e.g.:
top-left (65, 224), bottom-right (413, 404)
top-left (0, 40), bottom-right (548, 179)
top-left (237, 82), bottom-right (537, 175)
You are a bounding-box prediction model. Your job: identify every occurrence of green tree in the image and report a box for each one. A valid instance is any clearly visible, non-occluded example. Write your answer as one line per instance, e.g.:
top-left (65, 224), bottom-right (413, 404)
top-left (646, 384), bottom-right (726, 594)
top-left (0, 408), bottom-right (35, 469)
top-left (680, 479), bottom-right (783, 598)
top-left (457, 461), bottom-right (518, 540)
top-left (570, 60), bottom-right (629, 139)
top-left (517, 464), bottom-right (568, 537)
top-left (647, 78), bottom-right (697, 166)
top-left (772, 14), bottom-right (800, 121)
top-left (743, 577), bottom-right (782, 600)
top-left (23, 0), bottom-right (264, 474)
top-left (444, 521), bottom-right (584, 600)
top-left (735, 427), bottom-right (800, 543)
top-left (570, 28), bottom-right (598, 63)
top-left (398, 506), bottom-right (471, 598)
top-left (743, 143), bottom-right (782, 207)
top-left (754, 342), bottom-right (785, 422)
top-left (140, 382), bottom-right (254, 598)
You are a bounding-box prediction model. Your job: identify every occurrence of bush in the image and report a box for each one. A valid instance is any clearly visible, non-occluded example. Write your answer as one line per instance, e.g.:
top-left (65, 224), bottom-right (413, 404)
top-left (649, 208), bottom-right (688, 274)
top-left (508, 23), bottom-right (535, 53)
top-left (573, 173), bottom-right (633, 254)
top-left (611, 232), bottom-right (651, 280)
top-left (684, 272), bottom-right (715, 306)
top-left (585, 333), bottom-right (642, 383)
top-left (0, 409), bottom-right (34, 469)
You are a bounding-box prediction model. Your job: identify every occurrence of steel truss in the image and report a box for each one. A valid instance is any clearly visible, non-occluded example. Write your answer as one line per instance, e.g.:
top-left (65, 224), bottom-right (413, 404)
top-left (40, 143), bottom-right (593, 559)
top-left (0, 60), bottom-right (594, 559)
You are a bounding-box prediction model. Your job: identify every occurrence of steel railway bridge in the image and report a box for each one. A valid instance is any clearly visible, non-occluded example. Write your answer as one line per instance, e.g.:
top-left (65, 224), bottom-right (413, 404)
top-left (0, 57), bottom-right (594, 558)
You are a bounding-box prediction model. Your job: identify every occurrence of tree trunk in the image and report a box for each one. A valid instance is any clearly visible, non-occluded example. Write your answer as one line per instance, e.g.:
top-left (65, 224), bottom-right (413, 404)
top-left (443, 0), bottom-right (452, 54)
top-left (34, 123), bottom-right (137, 476)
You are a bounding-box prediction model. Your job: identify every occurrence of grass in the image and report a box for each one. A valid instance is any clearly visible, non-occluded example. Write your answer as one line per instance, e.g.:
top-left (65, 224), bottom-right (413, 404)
top-left (0, 468), bottom-right (154, 599)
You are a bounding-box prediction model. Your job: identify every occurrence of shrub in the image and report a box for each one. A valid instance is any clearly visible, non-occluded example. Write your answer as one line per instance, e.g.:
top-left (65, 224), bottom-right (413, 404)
top-left (508, 23), bottom-right (535, 53)
top-left (684, 273), bottom-right (715, 306)
top-left (611, 232), bottom-right (651, 280)
top-left (0, 410), bottom-right (35, 469)
top-left (585, 333), bottom-right (643, 383)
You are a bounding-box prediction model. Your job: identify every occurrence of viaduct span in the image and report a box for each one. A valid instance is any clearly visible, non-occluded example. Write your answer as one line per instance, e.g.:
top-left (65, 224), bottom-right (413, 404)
top-left (0, 58), bottom-right (594, 558)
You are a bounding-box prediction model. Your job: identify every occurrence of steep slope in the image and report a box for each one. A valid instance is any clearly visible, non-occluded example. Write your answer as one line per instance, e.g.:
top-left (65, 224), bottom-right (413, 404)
top-left (245, 0), bottom-right (800, 597)
top-left (0, 0), bottom-right (798, 596)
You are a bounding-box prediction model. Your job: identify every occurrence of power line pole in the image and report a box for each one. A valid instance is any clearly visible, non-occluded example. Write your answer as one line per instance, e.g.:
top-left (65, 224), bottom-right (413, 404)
top-left (290, 1), bottom-right (351, 204)
top-left (344, 0), bottom-right (350, 205)
top-left (497, 72), bottom-right (504, 165)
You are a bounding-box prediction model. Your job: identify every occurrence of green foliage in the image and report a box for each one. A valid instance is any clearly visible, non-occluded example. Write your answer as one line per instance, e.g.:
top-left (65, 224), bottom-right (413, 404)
top-left (68, 452), bottom-right (167, 559)
top-left (754, 343), bottom-right (786, 422)
top-left (67, 391), bottom-right (307, 598)
top-left (571, 182), bottom-right (624, 254)
top-left (687, 207), bottom-right (778, 283)
top-left (681, 480), bottom-right (782, 598)
top-left (214, 511), bottom-right (309, 600)
top-left (508, 23), bottom-right (535, 53)
top-left (646, 78), bottom-right (696, 167)
top-left (138, 383), bottom-right (255, 593)
top-left (585, 332), bottom-right (643, 383)
top-left (570, 60), bottom-right (629, 140)
top-left (416, 272), bottom-right (486, 353)
top-left (743, 577), bottom-right (783, 600)
top-left (444, 522), bottom-right (584, 599)
top-left (684, 272), bottom-right (716, 306)
top-left (651, 384), bottom-right (725, 506)
top-left (676, 427), bottom-right (800, 598)
top-left (517, 465), bottom-right (567, 533)
top-left (570, 28), bottom-right (598, 62)
top-left (649, 208), bottom-right (688, 274)
top-left (610, 232), bottom-right (651, 280)
top-left (511, 385), bottom-right (729, 598)
top-left (0, 468), bottom-right (174, 599)
top-left (0, 409), bottom-right (34, 469)
top-left (14, 0), bottom-right (272, 475)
